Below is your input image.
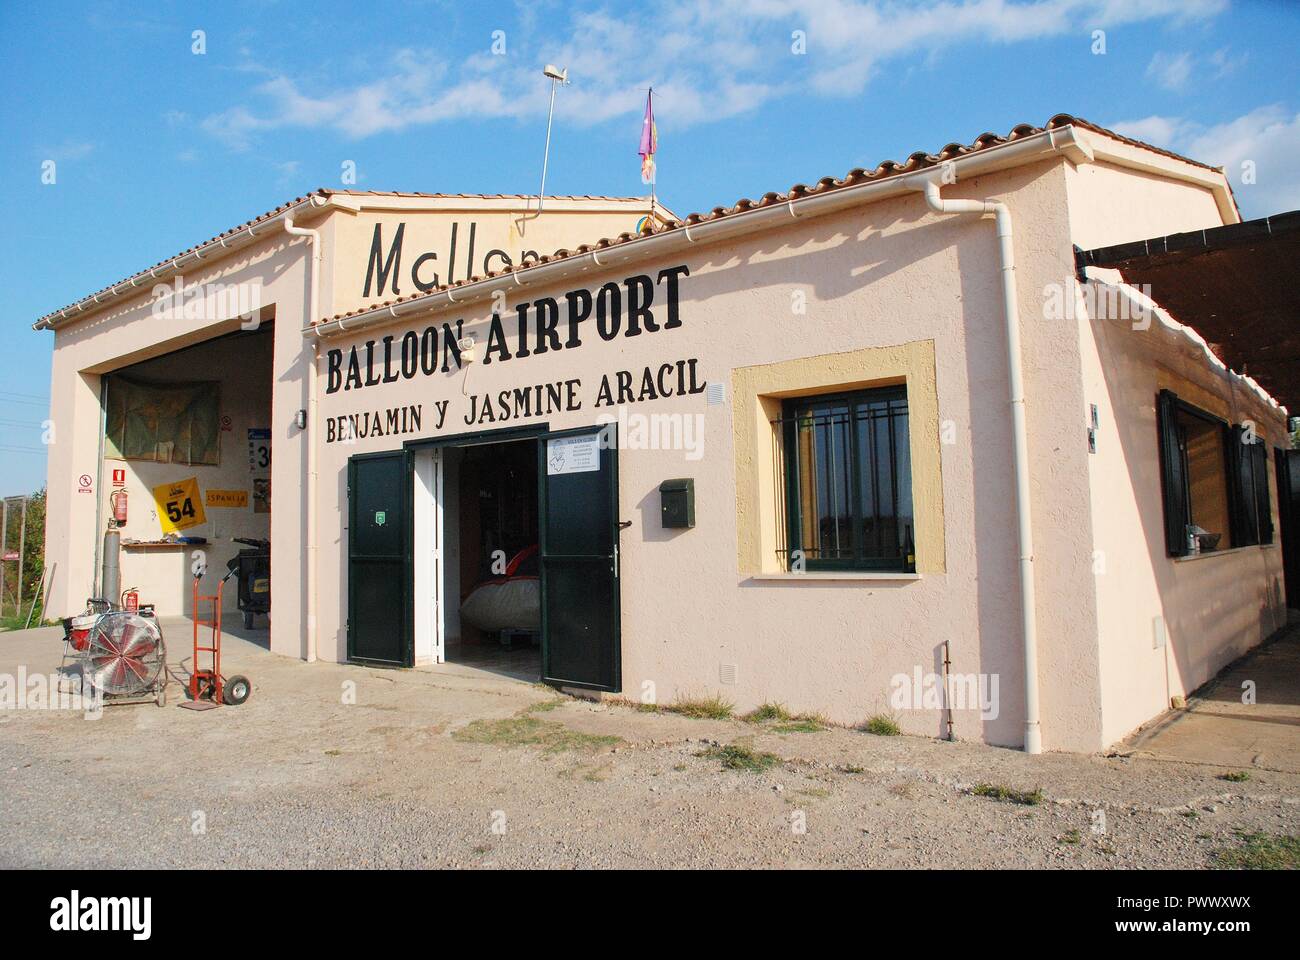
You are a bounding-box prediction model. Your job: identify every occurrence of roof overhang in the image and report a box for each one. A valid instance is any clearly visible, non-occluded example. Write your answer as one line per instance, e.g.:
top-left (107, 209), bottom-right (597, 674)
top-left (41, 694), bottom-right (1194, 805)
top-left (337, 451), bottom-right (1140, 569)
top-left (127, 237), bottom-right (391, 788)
top-left (309, 124), bottom-right (1102, 339)
top-left (32, 193), bottom-right (338, 331)
top-left (31, 191), bottom-right (669, 332)
top-left (1076, 210), bottom-right (1300, 412)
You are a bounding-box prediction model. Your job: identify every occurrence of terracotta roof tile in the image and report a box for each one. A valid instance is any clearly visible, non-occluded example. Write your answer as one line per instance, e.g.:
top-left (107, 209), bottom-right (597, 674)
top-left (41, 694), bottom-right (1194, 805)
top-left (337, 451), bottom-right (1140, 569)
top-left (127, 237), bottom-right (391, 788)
top-left (38, 114), bottom-right (1225, 330)
top-left (323, 113), bottom-right (1225, 327)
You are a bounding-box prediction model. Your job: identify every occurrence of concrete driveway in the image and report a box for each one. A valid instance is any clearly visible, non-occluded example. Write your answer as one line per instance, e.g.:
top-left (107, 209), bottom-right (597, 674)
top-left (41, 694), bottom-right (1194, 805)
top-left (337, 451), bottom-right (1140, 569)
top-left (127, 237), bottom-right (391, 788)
top-left (1120, 623), bottom-right (1300, 774)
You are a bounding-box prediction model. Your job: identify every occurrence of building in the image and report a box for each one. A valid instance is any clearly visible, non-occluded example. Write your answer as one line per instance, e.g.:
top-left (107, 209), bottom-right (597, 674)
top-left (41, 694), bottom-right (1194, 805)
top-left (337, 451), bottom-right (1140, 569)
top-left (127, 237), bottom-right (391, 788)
top-left (36, 115), bottom-right (1295, 753)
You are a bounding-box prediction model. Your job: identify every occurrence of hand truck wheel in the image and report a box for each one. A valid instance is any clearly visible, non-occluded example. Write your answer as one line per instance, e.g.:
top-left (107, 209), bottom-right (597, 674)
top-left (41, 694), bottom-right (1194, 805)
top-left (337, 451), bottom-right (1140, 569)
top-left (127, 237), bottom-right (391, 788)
top-left (224, 675), bottom-right (251, 706)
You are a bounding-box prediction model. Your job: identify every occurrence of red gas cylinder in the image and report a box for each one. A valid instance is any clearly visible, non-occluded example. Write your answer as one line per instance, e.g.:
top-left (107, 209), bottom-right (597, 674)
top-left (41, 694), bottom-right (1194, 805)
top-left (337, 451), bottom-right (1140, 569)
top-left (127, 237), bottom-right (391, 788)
top-left (123, 590), bottom-right (139, 613)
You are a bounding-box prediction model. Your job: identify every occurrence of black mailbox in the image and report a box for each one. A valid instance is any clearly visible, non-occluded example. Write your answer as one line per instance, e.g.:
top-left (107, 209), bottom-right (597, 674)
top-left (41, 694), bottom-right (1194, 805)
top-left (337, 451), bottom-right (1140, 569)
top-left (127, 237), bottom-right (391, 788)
top-left (659, 478), bottom-right (695, 529)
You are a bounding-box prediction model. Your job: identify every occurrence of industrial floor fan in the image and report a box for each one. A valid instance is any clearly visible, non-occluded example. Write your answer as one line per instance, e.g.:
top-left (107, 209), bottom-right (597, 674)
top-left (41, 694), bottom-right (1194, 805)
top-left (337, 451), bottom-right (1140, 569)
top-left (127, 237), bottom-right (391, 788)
top-left (81, 610), bottom-right (168, 707)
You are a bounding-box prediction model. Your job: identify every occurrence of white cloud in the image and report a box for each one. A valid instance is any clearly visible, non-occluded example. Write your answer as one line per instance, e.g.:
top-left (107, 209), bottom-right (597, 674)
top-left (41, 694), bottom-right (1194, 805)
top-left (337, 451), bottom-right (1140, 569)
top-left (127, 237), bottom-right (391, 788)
top-left (1145, 51), bottom-right (1192, 92)
top-left (1110, 105), bottom-right (1300, 218)
top-left (1209, 46), bottom-right (1247, 78)
top-left (202, 0), bottom-right (1229, 148)
top-left (37, 141), bottom-right (95, 162)
top-left (1109, 115), bottom-right (1189, 145)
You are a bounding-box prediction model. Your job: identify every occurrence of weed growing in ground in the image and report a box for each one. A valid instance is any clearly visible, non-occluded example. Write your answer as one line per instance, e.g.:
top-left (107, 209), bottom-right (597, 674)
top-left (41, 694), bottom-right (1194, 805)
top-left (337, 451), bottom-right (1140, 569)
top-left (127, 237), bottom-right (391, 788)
top-left (696, 743), bottom-right (781, 773)
top-left (970, 783), bottom-right (1044, 806)
top-left (1214, 832), bottom-right (1300, 869)
top-left (453, 717), bottom-right (622, 753)
top-left (665, 694), bottom-right (734, 720)
top-left (862, 714), bottom-right (901, 736)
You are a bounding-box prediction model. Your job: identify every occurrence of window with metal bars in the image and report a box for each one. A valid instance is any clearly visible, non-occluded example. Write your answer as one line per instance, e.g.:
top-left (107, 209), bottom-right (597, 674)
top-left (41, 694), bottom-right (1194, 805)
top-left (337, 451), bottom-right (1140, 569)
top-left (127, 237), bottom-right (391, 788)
top-left (775, 386), bottom-right (914, 571)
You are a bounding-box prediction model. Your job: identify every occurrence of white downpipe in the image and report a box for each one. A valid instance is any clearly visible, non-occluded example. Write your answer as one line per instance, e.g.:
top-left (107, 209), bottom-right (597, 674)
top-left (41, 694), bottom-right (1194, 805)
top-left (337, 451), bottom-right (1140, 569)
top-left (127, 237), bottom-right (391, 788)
top-left (284, 213), bottom-right (323, 663)
top-left (917, 177), bottom-right (1042, 754)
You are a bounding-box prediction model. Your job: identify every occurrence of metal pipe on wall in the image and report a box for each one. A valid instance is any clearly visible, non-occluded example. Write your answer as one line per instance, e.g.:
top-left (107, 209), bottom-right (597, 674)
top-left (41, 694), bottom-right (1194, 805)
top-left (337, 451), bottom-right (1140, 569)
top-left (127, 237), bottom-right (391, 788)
top-left (284, 204), bottom-right (325, 663)
top-left (914, 175), bottom-right (1042, 755)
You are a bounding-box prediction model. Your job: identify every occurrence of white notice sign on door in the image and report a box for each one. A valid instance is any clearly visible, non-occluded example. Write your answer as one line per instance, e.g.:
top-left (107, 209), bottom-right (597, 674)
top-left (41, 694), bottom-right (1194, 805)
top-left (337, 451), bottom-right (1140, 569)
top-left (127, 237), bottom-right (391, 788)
top-left (547, 435), bottom-right (600, 475)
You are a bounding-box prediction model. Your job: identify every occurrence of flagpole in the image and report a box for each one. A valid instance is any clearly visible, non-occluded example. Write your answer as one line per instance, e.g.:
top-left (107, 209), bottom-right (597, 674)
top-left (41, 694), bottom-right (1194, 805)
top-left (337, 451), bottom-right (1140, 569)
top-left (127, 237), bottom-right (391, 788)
top-left (649, 87), bottom-right (656, 217)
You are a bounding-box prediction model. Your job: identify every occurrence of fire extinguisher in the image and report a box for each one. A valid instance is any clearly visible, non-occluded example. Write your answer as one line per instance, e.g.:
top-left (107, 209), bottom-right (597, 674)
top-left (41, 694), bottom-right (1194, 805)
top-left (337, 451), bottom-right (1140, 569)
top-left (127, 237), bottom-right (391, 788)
top-left (111, 487), bottom-right (128, 526)
top-left (122, 588), bottom-right (139, 613)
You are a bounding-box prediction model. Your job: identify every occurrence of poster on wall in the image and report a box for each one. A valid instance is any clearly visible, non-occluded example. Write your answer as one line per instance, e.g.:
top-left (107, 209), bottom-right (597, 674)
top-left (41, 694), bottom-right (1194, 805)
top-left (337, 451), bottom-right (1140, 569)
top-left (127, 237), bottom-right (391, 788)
top-left (248, 428), bottom-right (271, 473)
top-left (153, 477), bottom-right (207, 533)
top-left (253, 478), bottom-right (271, 514)
top-left (206, 489), bottom-right (249, 509)
top-left (105, 377), bottom-right (221, 465)
top-left (546, 434), bottom-right (600, 475)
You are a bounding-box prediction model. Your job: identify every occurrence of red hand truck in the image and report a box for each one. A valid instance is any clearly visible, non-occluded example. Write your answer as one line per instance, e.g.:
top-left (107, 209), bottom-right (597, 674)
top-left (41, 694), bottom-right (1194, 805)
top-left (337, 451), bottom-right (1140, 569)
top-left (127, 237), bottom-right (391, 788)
top-left (187, 569), bottom-right (252, 707)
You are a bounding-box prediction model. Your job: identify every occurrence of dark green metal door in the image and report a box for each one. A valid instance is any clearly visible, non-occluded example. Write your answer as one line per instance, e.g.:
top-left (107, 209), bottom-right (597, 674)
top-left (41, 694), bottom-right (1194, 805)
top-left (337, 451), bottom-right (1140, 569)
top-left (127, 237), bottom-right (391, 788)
top-left (347, 450), bottom-right (413, 667)
top-left (540, 426), bottom-right (621, 691)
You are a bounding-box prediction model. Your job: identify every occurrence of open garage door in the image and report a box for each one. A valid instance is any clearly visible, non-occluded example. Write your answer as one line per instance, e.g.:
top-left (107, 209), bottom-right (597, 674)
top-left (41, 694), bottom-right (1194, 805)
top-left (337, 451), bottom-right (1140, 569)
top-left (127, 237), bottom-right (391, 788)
top-left (539, 426), bottom-right (621, 691)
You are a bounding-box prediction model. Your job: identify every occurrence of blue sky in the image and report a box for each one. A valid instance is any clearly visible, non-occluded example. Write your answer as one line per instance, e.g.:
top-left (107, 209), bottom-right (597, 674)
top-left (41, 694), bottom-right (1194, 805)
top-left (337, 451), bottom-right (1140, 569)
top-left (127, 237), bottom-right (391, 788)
top-left (2, 0), bottom-right (1298, 496)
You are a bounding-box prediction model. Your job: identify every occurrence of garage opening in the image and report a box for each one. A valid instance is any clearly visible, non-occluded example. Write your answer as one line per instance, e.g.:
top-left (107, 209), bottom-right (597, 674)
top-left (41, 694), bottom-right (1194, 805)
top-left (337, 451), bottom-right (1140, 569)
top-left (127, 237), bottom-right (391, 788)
top-left (440, 438), bottom-right (541, 681)
top-left (100, 325), bottom-right (274, 643)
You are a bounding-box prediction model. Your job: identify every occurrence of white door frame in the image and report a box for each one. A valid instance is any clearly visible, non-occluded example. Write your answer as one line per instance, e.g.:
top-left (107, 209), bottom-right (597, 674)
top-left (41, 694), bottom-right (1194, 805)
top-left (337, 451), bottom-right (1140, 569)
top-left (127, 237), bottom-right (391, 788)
top-left (412, 447), bottom-right (445, 664)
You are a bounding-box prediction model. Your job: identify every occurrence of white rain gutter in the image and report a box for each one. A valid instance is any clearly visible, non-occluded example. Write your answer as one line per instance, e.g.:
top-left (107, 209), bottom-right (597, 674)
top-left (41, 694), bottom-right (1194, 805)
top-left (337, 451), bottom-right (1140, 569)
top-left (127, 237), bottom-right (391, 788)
top-left (284, 204), bottom-right (326, 663)
top-left (912, 175), bottom-right (1042, 754)
top-left (33, 194), bottom-right (338, 331)
top-left (307, 126), bottom-right (1095, 339)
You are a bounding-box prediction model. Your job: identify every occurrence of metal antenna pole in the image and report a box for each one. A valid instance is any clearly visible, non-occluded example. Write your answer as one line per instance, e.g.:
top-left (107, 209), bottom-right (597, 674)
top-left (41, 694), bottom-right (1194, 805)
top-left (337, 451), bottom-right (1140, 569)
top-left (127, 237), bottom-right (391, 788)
top-left (538, 78), bottom-right (558, 216)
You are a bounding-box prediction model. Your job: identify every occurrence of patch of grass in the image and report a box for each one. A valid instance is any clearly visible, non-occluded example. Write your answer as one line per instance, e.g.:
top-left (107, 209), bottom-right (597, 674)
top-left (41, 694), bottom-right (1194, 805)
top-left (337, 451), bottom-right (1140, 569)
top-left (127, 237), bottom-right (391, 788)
top-left (665, 694), bottom-right (734, 720)
top-left (1060, 829), bottom-right (1081, 845)
top-left (1181, 809), bottom-right (1200, 819)
top-left (453, 717), bottom-right (622, 753)
top-left (520, 698), bottom-right (565, 714)
top-left (838, 763), bottom-right (865, 774)
top-left (777, 713), bottom-right (829, 733)
top-left (1219, 770), bottom-right (1252, 783)
top-left (889, 780), bottom-right (919, 800)
top-left (743, 702), bottom-right (792, 723)
top-left (696, 743), bottom-right (781, 773)
top-left (970, 783), bottom-right (1044, 806)
top-left (796, 787), bottom-right (831, 800)
top-left (324, 749), bottom-right (342, 757)
top-left (862, 714), bottom-right (901, 736)
top-left (605, 696), bottom-right (660, 713)
top-left (1214, 832), bottom-right (1300, 870)
top-left (743, 702), bottom-right (827, 733)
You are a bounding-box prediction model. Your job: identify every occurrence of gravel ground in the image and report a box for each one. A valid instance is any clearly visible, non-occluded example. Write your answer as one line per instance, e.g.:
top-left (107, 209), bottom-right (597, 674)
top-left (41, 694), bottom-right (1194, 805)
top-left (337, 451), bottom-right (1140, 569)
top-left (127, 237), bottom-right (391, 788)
top-left (1, 623), bottom-right (1296, 869)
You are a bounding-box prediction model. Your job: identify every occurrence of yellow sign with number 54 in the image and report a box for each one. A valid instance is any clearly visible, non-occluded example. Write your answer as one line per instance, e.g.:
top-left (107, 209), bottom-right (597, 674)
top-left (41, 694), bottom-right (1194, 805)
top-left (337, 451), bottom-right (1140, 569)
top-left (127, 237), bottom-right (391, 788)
top-left (153, 477), bottom-right (206, 533)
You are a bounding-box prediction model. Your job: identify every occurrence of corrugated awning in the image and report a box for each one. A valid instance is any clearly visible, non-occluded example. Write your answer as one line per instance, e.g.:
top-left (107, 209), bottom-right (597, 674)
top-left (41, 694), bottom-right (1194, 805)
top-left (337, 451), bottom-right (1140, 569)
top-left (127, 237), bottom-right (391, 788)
top-left (1076, 210), bottom-right (1300, 413)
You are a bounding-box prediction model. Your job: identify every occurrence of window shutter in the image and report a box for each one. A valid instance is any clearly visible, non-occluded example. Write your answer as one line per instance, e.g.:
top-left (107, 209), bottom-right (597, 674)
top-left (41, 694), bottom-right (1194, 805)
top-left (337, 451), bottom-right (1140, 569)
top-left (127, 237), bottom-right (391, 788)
top-left (1226, 425), bottom-right (1250, 547)
top-left (1156, 390), bottom-right (1189, 556)
top-left (1254, 441), bottom-right (1273, 545)
top-left (1228, 425), bottom-right (1268, 548)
